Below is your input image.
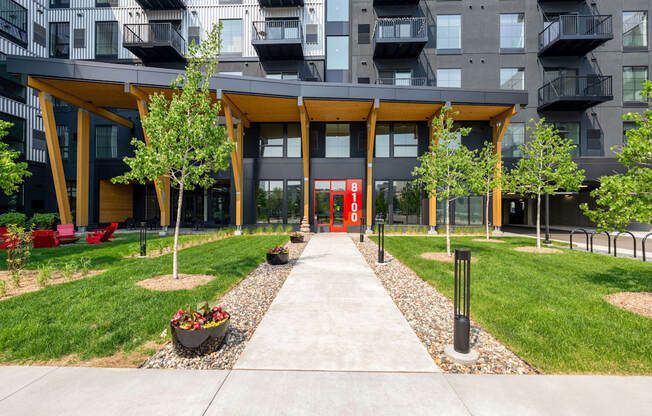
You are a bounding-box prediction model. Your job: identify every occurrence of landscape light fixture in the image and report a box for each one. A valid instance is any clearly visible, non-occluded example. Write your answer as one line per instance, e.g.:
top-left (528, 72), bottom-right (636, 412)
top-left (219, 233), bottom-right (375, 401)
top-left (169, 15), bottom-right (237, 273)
top-left (139, 221), bottom-right (148, 257)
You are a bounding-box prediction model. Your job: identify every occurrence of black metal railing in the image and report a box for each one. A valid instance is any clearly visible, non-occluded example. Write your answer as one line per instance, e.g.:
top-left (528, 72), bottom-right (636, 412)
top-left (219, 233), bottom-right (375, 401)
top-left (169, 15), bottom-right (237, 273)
top-left (539, 15), bottom-right (613, 50)
top-left (123, 23), bottom-right (186, 56)
top-left (376, 77), bottom-right (428, 86)
top-left (538, 75), bottom-right (612, 106)
top-left (252, 20), bottom-right (303, 42)
top-left (374, 17), bottom-right (426, 41)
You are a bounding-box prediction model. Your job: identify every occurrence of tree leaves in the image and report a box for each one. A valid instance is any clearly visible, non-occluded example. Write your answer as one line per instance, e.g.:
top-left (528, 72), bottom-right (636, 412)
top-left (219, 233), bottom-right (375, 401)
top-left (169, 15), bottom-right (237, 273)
top-left (0, 120), bottom-right (31, 196)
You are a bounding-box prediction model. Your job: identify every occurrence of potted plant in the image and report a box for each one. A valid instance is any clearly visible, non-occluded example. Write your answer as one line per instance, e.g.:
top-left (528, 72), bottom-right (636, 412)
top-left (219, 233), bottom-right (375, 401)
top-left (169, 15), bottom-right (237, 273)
top-left (290, 231), bottom-right (304, 243)
top-left (170, 302), bottom-right (230, 351)
top-left (266, 244), bottom-right (289, 265)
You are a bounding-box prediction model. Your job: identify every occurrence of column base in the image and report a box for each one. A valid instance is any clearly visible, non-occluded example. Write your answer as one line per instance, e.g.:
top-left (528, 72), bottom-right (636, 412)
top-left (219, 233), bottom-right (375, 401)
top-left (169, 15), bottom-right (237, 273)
top-left (234, 225), bottom-right (243, 236)
top-left (492, 226), bottom-right (503, 236)
top-left (299, 218), bottom-right (311, 234)
top-left (444, 344), bottom-right (479, 365)
top-left (365, 226), bottom-right (373, 235)
top-left (428, 226), bottom-right (438, 235)
top-left (158, 226), bottom-right (168, 236)
top-left (77, 226), bottom-right (87, 234)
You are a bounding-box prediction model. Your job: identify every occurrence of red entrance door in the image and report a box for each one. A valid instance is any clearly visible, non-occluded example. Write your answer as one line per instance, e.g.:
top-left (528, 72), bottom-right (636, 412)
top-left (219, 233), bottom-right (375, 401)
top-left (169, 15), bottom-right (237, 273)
top-left (314, 180), bottom-right (362, 232)
top-left (330, 192), bottom-right (346, 232)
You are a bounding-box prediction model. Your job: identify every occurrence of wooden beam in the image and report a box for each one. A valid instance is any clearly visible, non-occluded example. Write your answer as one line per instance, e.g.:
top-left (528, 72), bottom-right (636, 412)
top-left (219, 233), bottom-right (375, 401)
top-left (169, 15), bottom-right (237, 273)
top-left (491, 108), bottom-right (515, 229)
top-left (490, 105), bottom-right (518, 127)
top-left (76, 109), bottom-right (90, 227)
top-left (366, 100), bottom-right (379, 228)
top-left (225, 103), bottom-right (243, 228)
top-left (29, 77), bottom-right (133, 129)
top-left (299, 101), bottom-right (310, 222)
top-left (220, 92), bottom-right (250, 128)
top-left (39, 92), bottom-right (72, 225)
top-left (124, 83), bottom-right (150, 103)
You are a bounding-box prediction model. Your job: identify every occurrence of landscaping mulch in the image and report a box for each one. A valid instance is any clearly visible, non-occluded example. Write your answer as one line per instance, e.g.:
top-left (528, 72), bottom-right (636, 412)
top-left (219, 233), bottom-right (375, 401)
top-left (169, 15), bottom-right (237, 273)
top-left (420, 252), bottom-right (478, 263)
top-left (0, 269), bottom-right (105, 301)
top-left (472, 238), bottom-right (505, 243)
top-left (353, 235), bottom-right (537, 375)
top-left (141, 237), bottom-right (309, 370)
top-left (605, 292), bottom-right (652, 319)
top-left (513, 246), bottom-right (562, 254)
top-left (136, 274), bottom-right (216, 291)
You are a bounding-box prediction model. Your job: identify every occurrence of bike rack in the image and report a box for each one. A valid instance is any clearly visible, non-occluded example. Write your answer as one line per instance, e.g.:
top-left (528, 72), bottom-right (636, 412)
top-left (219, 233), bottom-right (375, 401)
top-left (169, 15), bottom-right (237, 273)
top-left (569, 228), bottom-right (589, 251)
top-left (613, 231), bottom-right (636, 258)
top-left (589, 231), bottom-right (611, 254)
top-left (642, 233), bottom-right (651, 262)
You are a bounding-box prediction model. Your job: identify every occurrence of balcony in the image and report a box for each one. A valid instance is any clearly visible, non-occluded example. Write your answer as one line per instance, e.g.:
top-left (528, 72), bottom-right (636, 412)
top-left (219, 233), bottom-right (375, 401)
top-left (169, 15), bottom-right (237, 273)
top-left (539, 15), bottom-right (613, 56)
top-left (133, 0), bottom-right (185, 10)
top-left (538, 76), bottom-right (613, 111)
top-left (373, 0), bottom-right (420, 5)
top-left (123, 23), bottom-right (186, 63)
top-left (252, 20), bottom-right (303, 59)
top-left (376, 77), bottom-right (428, 87)
top-left (258, 0), bottom-right (304, 6)
top-left (373, 17), bottom-right (427, 59)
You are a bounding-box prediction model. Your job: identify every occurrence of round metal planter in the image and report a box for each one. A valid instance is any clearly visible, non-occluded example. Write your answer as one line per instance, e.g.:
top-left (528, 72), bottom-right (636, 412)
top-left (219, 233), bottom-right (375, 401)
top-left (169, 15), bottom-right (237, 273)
top-left (171, 318), bottom-right (230, 351)
top-left (290, 236), bottom-right (304, 244)
top-left (266, 252), bottom-right (289, 265)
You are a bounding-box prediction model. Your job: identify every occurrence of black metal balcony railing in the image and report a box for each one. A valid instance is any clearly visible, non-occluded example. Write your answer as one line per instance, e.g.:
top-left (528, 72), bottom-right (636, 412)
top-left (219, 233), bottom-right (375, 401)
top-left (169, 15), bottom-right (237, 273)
top-left (538, 75), bottom-right (613, 111)
top-left (374, 17), bottom-right (426, 41)
top-left (539, 15), bottom-right (613, 55)
top-left (373, 0), bottom-right (420, 5)
top-left (376, 77), bottom-right (428, 87)
top-left (133, 0), bottom-right (186, 10)
top-left (252, 20), bottom-right (302, 42)
top-left (258, 0), bottom-right (304, 7)
top-left (123, 23), bottom-right (186, 61)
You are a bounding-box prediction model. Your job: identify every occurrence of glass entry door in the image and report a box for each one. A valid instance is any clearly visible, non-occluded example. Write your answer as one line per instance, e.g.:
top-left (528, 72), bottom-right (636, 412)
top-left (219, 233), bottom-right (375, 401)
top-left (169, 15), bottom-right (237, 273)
top-left (331, 193), bottom-right (346, 232)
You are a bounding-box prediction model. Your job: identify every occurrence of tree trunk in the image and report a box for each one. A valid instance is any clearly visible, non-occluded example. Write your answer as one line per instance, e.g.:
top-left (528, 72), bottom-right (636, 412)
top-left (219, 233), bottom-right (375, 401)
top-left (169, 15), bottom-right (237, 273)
top-left (536, 193), bottom-right (541, 249)
top-left (445, 198), bottom-right (451, 256)
top-left (486, 190), bottom-right (490, 240)
top-left (173, 181), bottom-right (185, 279)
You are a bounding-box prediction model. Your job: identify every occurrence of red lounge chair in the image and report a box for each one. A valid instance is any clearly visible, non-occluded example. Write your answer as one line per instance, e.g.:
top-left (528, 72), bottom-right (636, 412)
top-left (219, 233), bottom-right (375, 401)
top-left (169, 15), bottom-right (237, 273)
top-left (32, 230), bottom-right (60, 249)
top-left (0, 227), bottom-right (7, 242)
top-left (86, 223), bottom-right (117, 244)
top-left (57, 224), bottom-right (79, 244)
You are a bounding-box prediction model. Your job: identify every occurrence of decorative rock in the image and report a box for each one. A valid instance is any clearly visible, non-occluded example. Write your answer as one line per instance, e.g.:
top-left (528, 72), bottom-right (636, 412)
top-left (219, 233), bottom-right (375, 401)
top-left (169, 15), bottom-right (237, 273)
top-left (444, 345), bottom-right (479, 365)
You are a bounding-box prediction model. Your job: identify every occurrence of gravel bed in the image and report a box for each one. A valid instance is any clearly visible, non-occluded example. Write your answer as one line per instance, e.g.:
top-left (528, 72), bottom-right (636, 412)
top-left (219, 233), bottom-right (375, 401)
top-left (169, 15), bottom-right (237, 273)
top-left (141, 238), bottom-right (309, 370)
top-left (352, 235), bottom-right (538, 375)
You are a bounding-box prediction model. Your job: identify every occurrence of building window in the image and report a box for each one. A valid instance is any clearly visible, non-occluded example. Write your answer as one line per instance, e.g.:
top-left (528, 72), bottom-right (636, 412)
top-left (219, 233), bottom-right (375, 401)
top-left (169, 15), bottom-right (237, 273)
top-left (220, 71), bottom-right (242, 76)
top-left (555, 122), bottom-right (580, 157)
top-left (0, 112), bottom-right (25, 154)
top-left (95, 21), bottom-right (118, 58)
top-left (221, 19), bottom-right (242, 54)
top-left (286, 124), bottom-right (301, 158)
top-left (438, 196), bottom-right (483, 225)
top-left (500, 68), bottom-right (525, 90)
top-left (623, 66), bottom-right (648, 103)
top-left (393, 124), bottom-right (418, 157)
top-left (437, 68), bottom-right (461, 88)
top-left (375, 124), bottom-right (390, 158)
top-left (325, 123), bottom-right (350, 157)
top-left (374, 181), bottom-right (390, 221)
top-left (500, 14), bottom-right (525, 50)
top-left (256, 180), bottom-right (284, 224)
top-left (623, 121), bottom-right (637, 144)
top-left (0, 55), bottom-right (26, 103)
top-left (50, 0), bottom-right (69, 8)
top-left (95, 125), bottom-right (117, 159)
top-left (502, 123), bottom-right (525, 158)
top-left (287, 180), bottom-right (302, 224)
top-left (259, 124), bottom-right (284, 157)
top-left (327, 36), bottom-right (349, 70)
top-left (327, 0), bottom-right (349, 22)
top-left (50, 22), bottom-right (70, 59)
top-left (66, 181), bottom-right (76, 221)
top-left (623, 11), bottom-right (648, 48)
top-left (391, 181), bottom-right (422, 225)
top-left (266, 72), bottom-right (298, 80)
top-left (436, 15), bottom-right (461, 50)
top-left (57, 125), bottom-right (71, 161)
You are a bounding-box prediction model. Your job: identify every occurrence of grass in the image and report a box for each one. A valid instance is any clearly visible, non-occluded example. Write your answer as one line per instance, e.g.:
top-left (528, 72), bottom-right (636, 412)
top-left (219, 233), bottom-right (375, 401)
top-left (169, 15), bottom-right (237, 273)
top-left (0, 233), bottom-right (287, 362)
top-left (372, 236), bottom-right (652, 374)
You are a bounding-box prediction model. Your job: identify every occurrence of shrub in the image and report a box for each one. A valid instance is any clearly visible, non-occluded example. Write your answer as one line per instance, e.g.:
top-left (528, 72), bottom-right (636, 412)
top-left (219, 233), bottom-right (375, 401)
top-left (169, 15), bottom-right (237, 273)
top-left (30, 213), bottom-right (59, 230)
top-left (36, 264), bottom-right (54, 287)
top-left (5, 225), bottom-right (32, 287)
top-left (284, 225), bottom-right (293, 233)
top-left (77, 257), bottom-right (91, 276)
top-left (171, 302), bottom-right (229, 331)
top-left (0, 212), bottom-right (27, 228)
top-left (61, 262), bottom-right (76, 279)
top-left (263, 225), bottom-right (274, 234)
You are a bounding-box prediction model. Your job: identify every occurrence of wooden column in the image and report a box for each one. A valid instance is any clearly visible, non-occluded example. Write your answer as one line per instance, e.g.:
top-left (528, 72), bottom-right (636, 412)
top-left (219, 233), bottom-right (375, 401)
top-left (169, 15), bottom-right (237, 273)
top-left (427, 107), bottom-right (444, 231)
top-left (76, 109), bottom-right (90, 227)
top-left (39, 92), bottom-right (72, 225)
top-left (365, 100), bottom-right (378, 230)
top-left (299, 103), bottom-right (310, 228)
top-left (225, 104), bottom-right (243, 230)
top-left (490, 106), bottom-right (516, 230)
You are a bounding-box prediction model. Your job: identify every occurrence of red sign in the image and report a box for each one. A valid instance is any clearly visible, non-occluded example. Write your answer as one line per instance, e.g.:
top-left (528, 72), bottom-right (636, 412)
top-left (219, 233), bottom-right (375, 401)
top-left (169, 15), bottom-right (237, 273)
top-left (345, 179), bottom-right (362, 226)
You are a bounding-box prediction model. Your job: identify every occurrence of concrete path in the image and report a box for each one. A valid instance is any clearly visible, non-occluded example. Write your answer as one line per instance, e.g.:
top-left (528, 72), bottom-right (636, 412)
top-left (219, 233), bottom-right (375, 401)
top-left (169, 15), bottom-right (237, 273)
top-left (235, 233), bottom-right (439, 372)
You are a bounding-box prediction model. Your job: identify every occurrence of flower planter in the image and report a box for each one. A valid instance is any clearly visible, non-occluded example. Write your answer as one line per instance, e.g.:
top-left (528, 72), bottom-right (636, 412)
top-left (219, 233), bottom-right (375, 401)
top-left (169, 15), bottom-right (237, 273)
top-left (266, 252), bottom-right (289, 265)
top-left (171, 318), bottom-right (230, 351)
top-left (290, 235), bottom-right (304, 244)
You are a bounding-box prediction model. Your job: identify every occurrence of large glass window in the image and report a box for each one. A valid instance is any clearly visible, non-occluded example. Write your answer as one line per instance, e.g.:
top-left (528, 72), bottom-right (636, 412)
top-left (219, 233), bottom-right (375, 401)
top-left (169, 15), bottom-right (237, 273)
top-left (0, 0), bottom-right (27, 47)
top-left (266, 72), bottom-right (299, 80)
top-left (325, 123), bottom-right (350, 157)
top-left (374, 181), bottom-right (390, 221)
top-left (327, 0), bottom-right (349, 22)
top-left (393, 124), bottom-right (418, 157)
top-left (436, 15), bottom-right (461, 49)
top-left (623, 11), bottom-right (648, 48)
top-left (221, 20), bottom-right (242, 54)
top-left (437, 69), bottom-right (461, 88)
top-left (392, 181), bottom-right (422, 225)
top-left (555, 122), bottom-right (580, 157)
top-left (623, 66), bottom-right (648, 103)
top-left (95, 21), bottom-right (118, 58)
top-left (50, 0), bottom-right (69, 7)
top-left (375, 123), bottom-right (390, 157)
top-left (500, 68), bottom-right (525, 90)
top-left (438, 196), bottom-right (484, 226)
top-left (287, 180), bottom-right (302, 223)
top-left (454, 197), bottom-right (469, 225)
top-left (500, 14), bottom-right (525, 49)
top-left (0, 55), bottom-right (26, 103)
top-left (95, 125), bottom-right (117, 158)
top-left (502, 123), bottom-right (525, 157)
top-left (0, 112), bottom-right (25, 154)
top-left (57, 125), bottom-right (71, 161)
top-left (259, 124), bottom-right (284, 157)
top-left (287, 124), bottom-right (301, 158)
top-left (327, 36), bottom-right (349, 70)
top-left (49, 22), bottom-right (69, 58)
top-left (256, 180), bottom-right (283, 223)
top-left (469, 196), bottom-right (483, 225)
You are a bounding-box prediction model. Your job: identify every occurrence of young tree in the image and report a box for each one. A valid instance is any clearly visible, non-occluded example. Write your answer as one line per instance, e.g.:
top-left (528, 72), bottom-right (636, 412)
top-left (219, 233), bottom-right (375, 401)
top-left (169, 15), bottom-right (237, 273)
top-left (581, 80), bottom-right (652, 231)
top-left (468, 141), bottom-right (503, 240)
top-left (504, 118), bottom-right (585, 248)
top-left (113, 24), bottom-right (233, 279)
top-left (0, 120), bottom-right (31, 195)
top-left (412, 106), bottom-right (473, 256)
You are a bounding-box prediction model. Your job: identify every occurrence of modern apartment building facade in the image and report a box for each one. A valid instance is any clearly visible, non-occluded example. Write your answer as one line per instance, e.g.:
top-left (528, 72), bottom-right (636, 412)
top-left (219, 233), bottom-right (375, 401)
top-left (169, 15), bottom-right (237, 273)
top-left (0, 0), bottom-right (650, 232)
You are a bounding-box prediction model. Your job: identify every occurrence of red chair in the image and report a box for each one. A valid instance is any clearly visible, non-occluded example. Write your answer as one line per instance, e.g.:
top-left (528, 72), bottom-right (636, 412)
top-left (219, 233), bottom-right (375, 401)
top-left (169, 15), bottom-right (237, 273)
top-left (86, 223), bottom-right (118, 244)
top-left (32, 230), bottom-right (60, 249)
top-left (0, 227), bottom-right (7, 242)
top-left (57, 224), bottom-right (79, 244)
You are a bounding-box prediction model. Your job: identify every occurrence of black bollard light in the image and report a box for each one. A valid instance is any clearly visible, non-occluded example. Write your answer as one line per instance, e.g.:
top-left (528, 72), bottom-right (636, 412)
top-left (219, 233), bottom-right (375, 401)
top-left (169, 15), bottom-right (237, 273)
top-left (360, 216), bottom-right (365, 243)
top-left (377, 218), bottom-right (385, 263)
top-left (139, 221), bottom-right (148, 257)
top-left (453, 249), bottom-right (471, 354)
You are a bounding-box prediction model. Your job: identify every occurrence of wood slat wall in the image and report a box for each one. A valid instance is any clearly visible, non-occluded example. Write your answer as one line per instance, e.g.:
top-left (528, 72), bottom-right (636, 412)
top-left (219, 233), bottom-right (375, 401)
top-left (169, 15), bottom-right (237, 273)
top-left (99, 180), bottom-right (133, 223)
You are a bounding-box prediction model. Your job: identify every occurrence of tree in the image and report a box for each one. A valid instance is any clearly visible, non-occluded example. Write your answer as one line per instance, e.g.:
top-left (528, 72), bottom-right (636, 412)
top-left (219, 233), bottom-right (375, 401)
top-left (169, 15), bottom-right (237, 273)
top-left (412, 106), bottom-right (473, 256)
top-left (504, 118), bottom-right (585, 248)
top-left (113, 24), bottom-right (233, 279)
top-left (0, 120), bottom-right (31, 196)
top-left (581, 80), bottom-right (652, 231)
top-left (468, 141), bottom-right (503, 240)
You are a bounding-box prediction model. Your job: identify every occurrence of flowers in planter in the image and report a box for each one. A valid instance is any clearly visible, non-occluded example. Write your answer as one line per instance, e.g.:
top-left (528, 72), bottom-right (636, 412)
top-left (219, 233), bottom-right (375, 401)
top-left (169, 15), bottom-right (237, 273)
top-left (290, 232), bottom-right (304, 238)
top-left (170, 302), bottom-right (230, 331)
top-left (267, 244), bottom-right (289, 255)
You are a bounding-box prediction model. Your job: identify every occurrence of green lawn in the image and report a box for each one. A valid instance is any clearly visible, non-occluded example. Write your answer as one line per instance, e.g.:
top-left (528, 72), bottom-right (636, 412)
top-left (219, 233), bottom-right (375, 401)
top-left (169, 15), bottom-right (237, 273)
top-left (373, 236), bottom-right (652, 374)
top-left (0, 234), bottom-right (287, 362)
